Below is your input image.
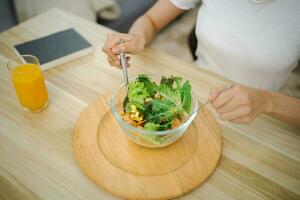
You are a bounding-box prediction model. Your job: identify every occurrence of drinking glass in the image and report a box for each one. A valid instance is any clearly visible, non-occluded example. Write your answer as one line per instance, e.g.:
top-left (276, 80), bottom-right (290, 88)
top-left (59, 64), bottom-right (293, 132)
top-left (7, 55), bottom-right (49, 112)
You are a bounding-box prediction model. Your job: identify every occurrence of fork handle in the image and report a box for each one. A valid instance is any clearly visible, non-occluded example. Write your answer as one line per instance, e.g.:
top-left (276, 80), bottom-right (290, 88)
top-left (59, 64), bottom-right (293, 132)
top-left (120, 52), bottom-right (129, 92)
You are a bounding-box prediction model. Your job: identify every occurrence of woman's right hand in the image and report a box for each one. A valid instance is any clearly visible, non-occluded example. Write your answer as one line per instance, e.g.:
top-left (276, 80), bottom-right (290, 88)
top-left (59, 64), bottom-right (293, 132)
top-left (102, 33), bottom-right (146, 68)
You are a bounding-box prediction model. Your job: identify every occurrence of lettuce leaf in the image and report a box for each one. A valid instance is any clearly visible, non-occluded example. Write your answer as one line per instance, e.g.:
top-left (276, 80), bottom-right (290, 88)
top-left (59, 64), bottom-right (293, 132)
top-left (127, 81), bottom-right (149, 112)
top-left (136, 74), bottom-right (157, 96)
top-left (151, 99), bottom-right (178, 122)
top-left (181, 80), bottom-right (192, 113)
top-left (160, 75), bottom-right (182, 88)
top-left (158, 82), bottom-right (182, 112)
top-left (144, 122), bottom-right (160, 131)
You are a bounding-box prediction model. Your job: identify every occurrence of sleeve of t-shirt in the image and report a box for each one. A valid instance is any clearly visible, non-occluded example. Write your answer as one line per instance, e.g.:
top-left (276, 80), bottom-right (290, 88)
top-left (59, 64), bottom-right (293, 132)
top-left (170, 0), bottom-right (200, 10)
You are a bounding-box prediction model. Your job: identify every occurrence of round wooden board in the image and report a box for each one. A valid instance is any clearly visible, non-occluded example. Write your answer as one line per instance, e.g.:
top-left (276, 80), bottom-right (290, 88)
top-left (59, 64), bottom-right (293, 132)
top-left (73, 93), bottom-right (222, 200)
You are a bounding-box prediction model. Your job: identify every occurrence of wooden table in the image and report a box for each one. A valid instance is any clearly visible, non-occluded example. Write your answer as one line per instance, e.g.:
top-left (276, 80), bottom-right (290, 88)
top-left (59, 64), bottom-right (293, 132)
top-left (0, 9), bottom-right (299, 200)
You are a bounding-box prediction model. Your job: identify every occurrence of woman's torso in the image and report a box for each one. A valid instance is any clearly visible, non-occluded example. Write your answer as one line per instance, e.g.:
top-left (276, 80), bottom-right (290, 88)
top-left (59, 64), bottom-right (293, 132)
top-left (195, 0), bottom-right (300, 90)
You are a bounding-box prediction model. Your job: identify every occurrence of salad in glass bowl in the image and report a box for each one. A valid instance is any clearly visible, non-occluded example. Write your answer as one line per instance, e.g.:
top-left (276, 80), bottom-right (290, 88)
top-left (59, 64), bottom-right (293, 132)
top-left (110, 74), bottom-right (198, 148)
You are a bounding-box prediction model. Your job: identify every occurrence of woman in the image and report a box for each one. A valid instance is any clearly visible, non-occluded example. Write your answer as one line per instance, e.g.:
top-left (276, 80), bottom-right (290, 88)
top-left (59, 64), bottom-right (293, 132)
top-left (102, 0), bottom-right (300, 126)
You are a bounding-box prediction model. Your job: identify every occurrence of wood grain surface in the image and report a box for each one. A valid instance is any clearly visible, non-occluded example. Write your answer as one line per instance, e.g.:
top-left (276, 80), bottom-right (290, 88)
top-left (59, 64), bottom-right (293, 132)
top-left (0, 9), bottom-right (299, 200)
top-left (72, 93), bottom-right (222, 200)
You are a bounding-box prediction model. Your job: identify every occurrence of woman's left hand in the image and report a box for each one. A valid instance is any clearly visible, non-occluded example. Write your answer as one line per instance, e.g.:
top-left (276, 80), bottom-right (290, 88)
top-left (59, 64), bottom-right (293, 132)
top-left (208, 84), bottom-right (272, 123)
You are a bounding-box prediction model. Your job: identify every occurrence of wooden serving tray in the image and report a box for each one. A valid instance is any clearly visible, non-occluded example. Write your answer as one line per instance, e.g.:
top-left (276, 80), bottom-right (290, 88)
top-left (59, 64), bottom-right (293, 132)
top-left (73, 93), bottom-right (222, 200)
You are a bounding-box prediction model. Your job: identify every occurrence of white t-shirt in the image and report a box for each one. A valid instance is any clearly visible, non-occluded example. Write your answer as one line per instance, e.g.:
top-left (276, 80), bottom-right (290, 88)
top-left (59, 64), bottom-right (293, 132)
top-left (170, 0), bottom-right (300, 91)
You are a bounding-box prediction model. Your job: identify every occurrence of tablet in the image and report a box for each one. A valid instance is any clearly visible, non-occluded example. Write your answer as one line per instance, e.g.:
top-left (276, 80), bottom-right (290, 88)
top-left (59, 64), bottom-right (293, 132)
top-left (14, 28), bottom-right (93, 71)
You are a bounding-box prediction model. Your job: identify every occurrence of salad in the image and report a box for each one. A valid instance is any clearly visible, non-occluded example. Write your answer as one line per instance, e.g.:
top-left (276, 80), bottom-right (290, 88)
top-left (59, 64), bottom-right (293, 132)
top-left (121, 74), bottom-right (192, 133)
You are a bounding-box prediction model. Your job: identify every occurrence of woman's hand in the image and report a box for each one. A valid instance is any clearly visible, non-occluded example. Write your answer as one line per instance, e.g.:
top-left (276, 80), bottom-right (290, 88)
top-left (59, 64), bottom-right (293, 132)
top-left (208, 84), bottom-right (272, 123)
top-left (102, 33), bottom-right (146, 68)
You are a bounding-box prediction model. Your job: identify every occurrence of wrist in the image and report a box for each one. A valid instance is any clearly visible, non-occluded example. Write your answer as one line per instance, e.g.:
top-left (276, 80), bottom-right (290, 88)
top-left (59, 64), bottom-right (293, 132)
top-left (260, 90), bottom-right (275, 114)
top-left (129, 31), bottom-right (146, 46)
top-left (136, 33), bottom-right (147, 46)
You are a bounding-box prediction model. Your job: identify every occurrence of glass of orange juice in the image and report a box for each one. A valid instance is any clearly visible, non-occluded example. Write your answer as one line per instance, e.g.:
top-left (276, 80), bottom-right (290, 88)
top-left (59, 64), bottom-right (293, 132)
top-left (7, 55), bottom-right (48, 112)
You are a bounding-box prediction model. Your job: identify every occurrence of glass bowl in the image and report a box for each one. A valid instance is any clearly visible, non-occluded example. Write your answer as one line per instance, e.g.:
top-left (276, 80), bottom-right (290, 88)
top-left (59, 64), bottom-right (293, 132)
top-left (110, 75), bottom-right (199, 148)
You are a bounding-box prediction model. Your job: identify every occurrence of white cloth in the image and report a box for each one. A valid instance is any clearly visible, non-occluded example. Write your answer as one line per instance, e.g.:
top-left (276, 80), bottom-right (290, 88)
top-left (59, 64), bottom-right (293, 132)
top-left (14, 0), bottom-right (120, 22)
top-left (171, 0), bottom-right (300, 91)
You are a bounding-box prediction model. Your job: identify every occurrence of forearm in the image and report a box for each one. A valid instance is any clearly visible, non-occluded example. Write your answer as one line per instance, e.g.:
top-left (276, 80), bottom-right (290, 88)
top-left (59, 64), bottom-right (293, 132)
top-left (129, 0), bottom-right (184, 47)
top-left (128, 15), bottom-right (156, 46)
top-left (264, 91), bottom-right (300, 126)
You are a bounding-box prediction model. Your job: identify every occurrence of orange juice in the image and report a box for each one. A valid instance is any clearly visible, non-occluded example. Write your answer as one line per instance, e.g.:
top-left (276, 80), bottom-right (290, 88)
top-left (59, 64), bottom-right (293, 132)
top-left (11, 63), bottom-right (48, 111)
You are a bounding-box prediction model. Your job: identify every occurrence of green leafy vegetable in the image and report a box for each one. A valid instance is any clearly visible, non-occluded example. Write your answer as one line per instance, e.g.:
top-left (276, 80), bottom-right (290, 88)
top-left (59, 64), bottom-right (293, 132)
top-left (181, 80), bottom-right (192, 113)
top-left (136, 74), bottom-right (157, 96)
top-left (127, 81), bottom-right (149, 112)
top-left (123, 74), bottom-right (193, 144)
top-left (158, 84), bottom-right (182, 110)
top-left (141, 134), bottom-right (167, 145)
top-left (144, 122), bottom-right (160, 131)
top-left (152, 99), bottom-right (178, 122)
top-left (160, 75), bottom-right (182, 88)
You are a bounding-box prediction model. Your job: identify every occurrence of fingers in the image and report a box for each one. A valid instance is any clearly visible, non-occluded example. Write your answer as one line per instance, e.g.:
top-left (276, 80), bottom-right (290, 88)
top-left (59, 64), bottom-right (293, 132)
top-left (216, 96), bottom-right (241, 114)
top-left (111, 41), bottom-right (135, 54)
top-left (211, 86), bottom-right (236, 109)
top-left (211, 84), bottom-right (260, 124)
top-left (102, 33), bottom-right (135, 68)
top-left (208, 86), bottom-right (224, 102)
top-left (126, 56), bottom-right (131, 67)
top-left (102, 33), bottom-right (133, 66)
top-left (102, 36), bottom-right (120, 62)
top-left (106, 56), bottom-right (131, 69)
top-left (105, 33), bottom-right (133, 47)
top-left (208, 83), bottom-right (234, 102)
top-left (230, 117), bottom-right (252, 124)
top-left (107, 57), bottom-right (121, 69)
top-left (219, 105), bottom-right (251, 121)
